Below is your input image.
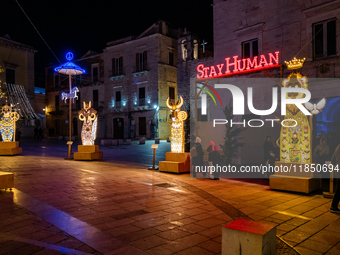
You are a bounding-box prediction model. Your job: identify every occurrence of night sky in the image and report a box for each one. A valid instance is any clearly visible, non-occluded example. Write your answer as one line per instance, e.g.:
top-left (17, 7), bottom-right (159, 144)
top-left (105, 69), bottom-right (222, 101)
top-left (1, 0), bottom-right (213, 84)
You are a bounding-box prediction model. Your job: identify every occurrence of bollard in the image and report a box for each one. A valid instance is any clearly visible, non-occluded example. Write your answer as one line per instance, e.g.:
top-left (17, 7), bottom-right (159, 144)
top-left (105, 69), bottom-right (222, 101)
top-left (148, 144), bottom-right (158, 170)
top-left (222, 219), bottom-right (276, 255)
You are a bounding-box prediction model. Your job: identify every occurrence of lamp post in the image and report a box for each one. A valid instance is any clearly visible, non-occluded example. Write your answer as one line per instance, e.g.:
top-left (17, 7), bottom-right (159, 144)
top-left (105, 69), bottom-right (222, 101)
top-left (54, 52), bottom-right (85, 159)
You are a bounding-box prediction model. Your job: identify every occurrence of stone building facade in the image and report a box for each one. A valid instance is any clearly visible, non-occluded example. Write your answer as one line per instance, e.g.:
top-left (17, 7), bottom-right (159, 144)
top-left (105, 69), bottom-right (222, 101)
top-left (0, 35), bottom-right (44, 137)
top-left (103, 21), bottom-right (180, 140)
top-left (45, 20), bottom-right (180, 140)
top-left (0, 35), bottom-right (36, 101)
top-left (181, 0), bottom-right (340, 164)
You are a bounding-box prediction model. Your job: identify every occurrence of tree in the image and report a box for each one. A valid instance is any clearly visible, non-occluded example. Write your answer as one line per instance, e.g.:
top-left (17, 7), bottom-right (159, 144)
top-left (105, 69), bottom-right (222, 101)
top-left (220, 102), bottom-right (245, 164)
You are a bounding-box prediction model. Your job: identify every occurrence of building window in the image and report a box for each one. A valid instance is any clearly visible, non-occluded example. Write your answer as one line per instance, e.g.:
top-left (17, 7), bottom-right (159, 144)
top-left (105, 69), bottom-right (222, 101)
top-left (193, 40), bottom-right (198, 59)
top-left (116, 91), bottom-right (121, 108)
top-left (54, 74), bottom-right (59, 86)
top-left (136, 51), bottom-right (147, 72)
top-left (242, 39), bottom-right (258, 59)
top-left (169, 52), bottom-right (174, 66)
top-left (6, 69), bottom-right (15, 84)
top-left (92, 64), bottom-right (99, 82)
top-left (55, 95), bottom-right (59, 112)
top-left (93, 89), bottom-right (98, 109)
top-left (169, 87), bottom-right (175, 102)
top-left (313, 19), bottom-right (336, 59)
top-left (139, 87), bottom-right (145, 106)
top-left (76, 92), bottom-right (81, 110)
top-left (112, 57), bottom-right (123, 76)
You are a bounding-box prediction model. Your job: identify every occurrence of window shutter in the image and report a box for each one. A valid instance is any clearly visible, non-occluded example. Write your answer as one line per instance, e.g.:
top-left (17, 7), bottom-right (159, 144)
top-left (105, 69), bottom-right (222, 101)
top-left (136, 53), bottom-right (139, 72)
top-left (119, 57), bottom-right (123, 74)
top-left (143, 51), bottom-right (147, 70)
top-left (112, 58), bottom-right (116, 76)
top-left (327, 20), bottom-right (336, 56)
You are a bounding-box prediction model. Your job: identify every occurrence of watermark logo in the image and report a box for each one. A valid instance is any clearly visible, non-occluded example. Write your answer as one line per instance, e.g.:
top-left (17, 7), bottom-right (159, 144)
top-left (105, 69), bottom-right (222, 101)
top-left (198, 84), bottom-right (222, 115)
top-left (200, 84), bottom-right (311, 116)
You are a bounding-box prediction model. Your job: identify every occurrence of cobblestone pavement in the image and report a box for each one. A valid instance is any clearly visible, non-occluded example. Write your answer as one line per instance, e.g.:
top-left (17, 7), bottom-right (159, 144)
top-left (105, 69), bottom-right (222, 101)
top-left (0, 140), bottom-right (339, 255)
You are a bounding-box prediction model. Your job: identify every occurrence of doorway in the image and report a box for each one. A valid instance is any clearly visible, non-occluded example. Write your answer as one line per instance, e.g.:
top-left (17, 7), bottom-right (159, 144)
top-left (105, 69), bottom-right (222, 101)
top-left (139, 117), bottom-right (146, 136)
top-left (113, 118), bottom-right (124, 139)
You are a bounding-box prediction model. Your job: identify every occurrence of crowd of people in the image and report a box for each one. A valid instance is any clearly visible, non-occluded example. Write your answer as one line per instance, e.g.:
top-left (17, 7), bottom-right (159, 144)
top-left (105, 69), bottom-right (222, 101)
top-left (189, 137), bottom-right (221, 180)
top-left (34, 126), bottom-right (44, 140)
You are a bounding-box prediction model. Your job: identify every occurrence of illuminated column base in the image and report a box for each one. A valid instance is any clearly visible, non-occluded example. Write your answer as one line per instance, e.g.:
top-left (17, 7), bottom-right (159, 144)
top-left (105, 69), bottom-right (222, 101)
top-left (74, 145), bottom-right (103, 161)
top-left (159, 152), bottom-right (190, 173)
top-left (0, 141), bottom-right (22, 155)
top-left (0, 171), bottom-right (14, 190)
top-left (269, 162), bottom-right (321, 193)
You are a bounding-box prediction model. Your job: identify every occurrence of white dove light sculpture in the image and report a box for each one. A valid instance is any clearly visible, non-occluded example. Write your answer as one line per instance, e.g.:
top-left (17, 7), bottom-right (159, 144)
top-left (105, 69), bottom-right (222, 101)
top-left (305, 98), bottom-right (326, 115)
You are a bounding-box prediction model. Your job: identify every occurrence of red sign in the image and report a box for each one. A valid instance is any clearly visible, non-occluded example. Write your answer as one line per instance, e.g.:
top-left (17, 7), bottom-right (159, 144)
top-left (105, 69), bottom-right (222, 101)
top-left (197, 51), bottom-right (280, 79)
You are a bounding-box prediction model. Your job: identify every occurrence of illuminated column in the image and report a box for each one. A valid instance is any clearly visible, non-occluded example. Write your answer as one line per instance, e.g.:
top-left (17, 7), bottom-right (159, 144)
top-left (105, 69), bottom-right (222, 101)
top-left (166, 96), bottom-right (188, 153)
top-left (279, 57), bottom-right (325, 164)
top-left (0, 105), bottom-right (19, 142)
top-left (79, 101), bottom-right (98, 146)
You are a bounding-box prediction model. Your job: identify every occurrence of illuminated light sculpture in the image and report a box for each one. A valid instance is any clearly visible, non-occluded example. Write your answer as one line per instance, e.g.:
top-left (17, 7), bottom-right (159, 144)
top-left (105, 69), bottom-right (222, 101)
top-left (79, 101), bottom-right (97, 145)
top-left (284, 57), bottom-right (306, 70)
top-left (61, 87), bottom-right (79, 103)
top-left (0, 104), bottom-right (20, 142)
top-left (166, 96), bottom-right (188, 153)
top-left (159, 95), bottom-right (190, 173)
top-left (54, 52), bottom-right (85, 159)
top-left (279, 73), bottom-right (312, 163)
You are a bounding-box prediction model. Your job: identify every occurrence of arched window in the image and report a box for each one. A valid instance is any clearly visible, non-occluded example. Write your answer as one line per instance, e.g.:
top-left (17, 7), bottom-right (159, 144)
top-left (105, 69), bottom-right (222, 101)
top-left (193, 40), bottom-right (198, 59)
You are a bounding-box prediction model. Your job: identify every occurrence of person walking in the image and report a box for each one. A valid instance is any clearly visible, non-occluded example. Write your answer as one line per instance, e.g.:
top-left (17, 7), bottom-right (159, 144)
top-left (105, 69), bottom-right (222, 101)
top-left (263, 136), bottom-right (275, 167)
top-left (15, 128), bottom-right (21, 142)
top-left (313, 138), bottom-right (329, 164)
top-left (192, 137), bottom-right (204, 178)
top-left (38, 127), bottom-right (43, 141)
top-left (211, 145), bottom-right (221, 180)
top-left (34, 126), bottom-right (38, 140)
top-left (207, 141), bottom-right (215, 162)
top-left (330, 144), bottom-right (340, 214)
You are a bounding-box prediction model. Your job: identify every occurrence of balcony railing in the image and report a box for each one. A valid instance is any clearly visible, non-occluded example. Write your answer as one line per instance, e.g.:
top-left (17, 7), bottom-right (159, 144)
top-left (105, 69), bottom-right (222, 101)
top-left (116, 101), bottom-right (121, 109)
top-left (139, 98), bottom-right (145, 106)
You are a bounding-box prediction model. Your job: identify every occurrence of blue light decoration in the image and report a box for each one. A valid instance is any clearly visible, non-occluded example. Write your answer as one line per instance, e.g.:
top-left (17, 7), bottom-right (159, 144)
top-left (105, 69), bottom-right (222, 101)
top-left (61, 87), bottom-right (79, 103)
top-left (54, 52), bottom-right (86, 159)
top-left (54, 52), bottom-right (86, 75)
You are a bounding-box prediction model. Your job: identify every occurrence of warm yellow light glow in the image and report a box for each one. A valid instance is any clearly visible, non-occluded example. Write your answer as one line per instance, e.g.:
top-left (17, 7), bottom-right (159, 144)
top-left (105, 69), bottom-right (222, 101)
top-left (79, 101), bottom-right (98, 145)
top-left (279, 73), bottom-right (311, 163)
top-left (0, 104), bottom-right (20, 142)
top-left (285, 57), bottom-right (306, 70)
top-left (167, 96), bottom-right (187, 153)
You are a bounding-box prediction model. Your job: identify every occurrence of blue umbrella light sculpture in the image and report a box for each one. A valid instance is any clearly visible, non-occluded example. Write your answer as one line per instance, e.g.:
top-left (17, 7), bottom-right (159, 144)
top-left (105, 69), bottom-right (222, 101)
top-left (54, 52), bottom-right (85, 159)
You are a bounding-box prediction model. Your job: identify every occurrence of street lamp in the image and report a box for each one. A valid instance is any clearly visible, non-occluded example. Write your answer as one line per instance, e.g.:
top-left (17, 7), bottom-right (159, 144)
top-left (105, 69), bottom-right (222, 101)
top-left (54, 52), bottom-right (85, 159)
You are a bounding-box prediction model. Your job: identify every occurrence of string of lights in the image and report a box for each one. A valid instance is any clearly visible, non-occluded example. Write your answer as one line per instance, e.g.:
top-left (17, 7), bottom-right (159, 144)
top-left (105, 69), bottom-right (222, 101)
top-left (5, 83), bottom-right (38, 119)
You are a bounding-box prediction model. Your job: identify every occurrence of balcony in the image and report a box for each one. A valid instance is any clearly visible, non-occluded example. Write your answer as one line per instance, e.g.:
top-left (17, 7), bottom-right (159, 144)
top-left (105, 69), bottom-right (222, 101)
top-left (139, 98), bottom-right (145, 106)
top-left (109, 70), bottom-right (125, 81)
top-left (116, 101), bottom-right (121, 109)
